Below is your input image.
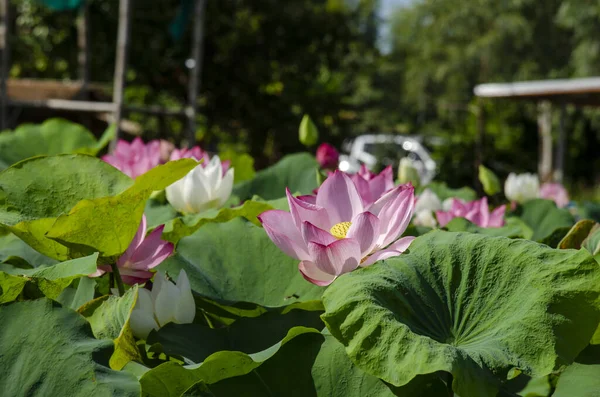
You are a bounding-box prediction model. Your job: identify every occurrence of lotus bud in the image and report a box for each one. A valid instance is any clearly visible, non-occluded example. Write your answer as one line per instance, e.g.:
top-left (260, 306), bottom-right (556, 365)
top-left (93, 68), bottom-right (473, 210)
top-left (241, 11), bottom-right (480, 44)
top-left (129, 270), bottom-right (196, 340)
top-left (504, 173), bottom-right (539, 204)
top-left (316, 143), bottom-right (339, 170)
top-left (478, 165), bottom-right (501, 196)
top-left (398, 158), bottom-right (420, 188)
top-left (299, 115), bottom-right (319, 147)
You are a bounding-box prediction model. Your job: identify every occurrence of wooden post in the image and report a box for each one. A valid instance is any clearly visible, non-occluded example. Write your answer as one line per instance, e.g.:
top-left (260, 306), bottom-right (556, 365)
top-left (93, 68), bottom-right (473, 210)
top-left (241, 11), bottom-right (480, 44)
top-left (110, 0), bottom-right (133, 152)
top-left (77, 1), bottom-right (91, 92)
top-left (186, 0), bottom-right (207, 148)
top-left (537, 101), bottom-right (553, 182)
top-left (475, 99), bottom-right (485, 192)
top-left (0, 0), bottom-right (10, 131)
top-left (555, 104), bottom-right (567, 183)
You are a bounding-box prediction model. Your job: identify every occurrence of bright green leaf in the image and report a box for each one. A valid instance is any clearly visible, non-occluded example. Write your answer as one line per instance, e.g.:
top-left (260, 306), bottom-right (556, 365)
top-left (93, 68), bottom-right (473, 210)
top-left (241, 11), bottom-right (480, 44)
top-left (444, 216), bottom-right (531, 239)
top-left (85, 285), bottom-right (142, 370)
top-left (553, 363), bottom-right (600, 397)
top-left (161, 200), bottom-right (274, 244)
top-left (421, 181), bottom-right (477, 202)
top-left (232, 153), bottom-right (319, 201)
top-left (516, 199), bottom-right (574, 242)
top-left (558, 219), bottom-right (597, 249)
top-left (218, 150), bottom-right (256, 183)
top-left (158, 218), bottom-right (323, 307)
top-left (57, 277), bottom-right (97, 310)
top-left (46, 159), bottom-right (197, 260)
top-left (321, 231), bottom-right (600, 397)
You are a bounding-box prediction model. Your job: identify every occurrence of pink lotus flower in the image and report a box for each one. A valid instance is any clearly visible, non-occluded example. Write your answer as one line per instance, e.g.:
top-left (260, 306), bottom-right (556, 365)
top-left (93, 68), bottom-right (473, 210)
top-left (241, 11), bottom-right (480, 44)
top-left (316, 143), bottom-right (339, 169)
top-left (169, 146), bottom-right (231, 176)
top-left (159, 140), bottom-right (176, 163)
top-left (102, 138), bottom-right (162, 179)
top-left (540, 183), bottom-right (569, 208)
top-left (436, 197), bottom-right (506, 228)
top-left (349, 165), bottom-right (395, 207)
top-left (258, 171), bottom-right (415, 286)
top-left (90, 215), bottom-right (174, 285)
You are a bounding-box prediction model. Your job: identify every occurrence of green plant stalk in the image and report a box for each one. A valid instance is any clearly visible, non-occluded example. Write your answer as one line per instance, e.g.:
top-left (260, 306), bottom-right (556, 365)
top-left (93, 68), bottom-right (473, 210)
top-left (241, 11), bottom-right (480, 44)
top-left (110, 262), bottom-right (125, 296)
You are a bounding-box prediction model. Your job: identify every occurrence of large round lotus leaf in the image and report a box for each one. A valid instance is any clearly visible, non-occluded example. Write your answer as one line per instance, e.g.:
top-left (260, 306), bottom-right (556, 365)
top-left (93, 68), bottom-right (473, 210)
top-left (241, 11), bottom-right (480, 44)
top-left (516, 199), bottom-right (574, 242)
top-left (321, 231), bottom-right (600, 397)
top-left (232, 153), bottom-right (318, 201)
top-left (0, 299), bottom-right (140, 396)
top-left (159, 218), bottom-right (323, 306)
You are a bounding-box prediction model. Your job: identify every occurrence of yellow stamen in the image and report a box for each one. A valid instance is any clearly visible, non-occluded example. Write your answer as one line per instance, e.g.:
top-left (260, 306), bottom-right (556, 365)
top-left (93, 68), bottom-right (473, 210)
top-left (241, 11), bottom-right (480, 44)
top-left (330, 222), bottom-right (352, 239)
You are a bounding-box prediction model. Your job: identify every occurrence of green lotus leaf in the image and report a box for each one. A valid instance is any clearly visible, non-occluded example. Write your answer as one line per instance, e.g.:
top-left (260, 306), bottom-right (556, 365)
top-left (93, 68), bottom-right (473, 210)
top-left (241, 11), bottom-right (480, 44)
top-left (321, 231), bottom-right (600, 397)
top-left (0, 232), bottom-right (57, 267)
top-left (57, 276), bottom-right (97, 311)
top-left (0, 155), bottom-right (133, 260)
top-left (158, 218), bottom-right (323, 306)
top-left (160, 199), bottom-right (274, 244)
top-left (232, 153), bottom-right (318, 201)
top-left (0, 253), bottom-right (98, 303)
top-left (558, 219), bottom-right (597, 250)
top-left (516, 199), bottom-right (574, 242)
top-left (553, 363), bottom-right (600, 397)
top-left (0, 118), bottom-right (110, 170)
top-left (85, 285), bottom-right (142, 370)
top-left (0, 299), bottom-right (140, 396)
top-left (140, 326), bottom-right (323, 397)
top-left (46, 159), bottom-right (197, 260)
top-left (148, 302), bottom-right (324, 363)
top-left (444, 216), bottom-right (531, 239)
top-left (420, 181), bottom-right (477, 202)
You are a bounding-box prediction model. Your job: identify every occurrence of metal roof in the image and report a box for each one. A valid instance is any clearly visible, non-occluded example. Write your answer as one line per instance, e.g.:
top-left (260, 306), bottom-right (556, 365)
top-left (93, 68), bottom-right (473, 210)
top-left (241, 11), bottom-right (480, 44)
top-left (474, 77), bottom-right (600, 106)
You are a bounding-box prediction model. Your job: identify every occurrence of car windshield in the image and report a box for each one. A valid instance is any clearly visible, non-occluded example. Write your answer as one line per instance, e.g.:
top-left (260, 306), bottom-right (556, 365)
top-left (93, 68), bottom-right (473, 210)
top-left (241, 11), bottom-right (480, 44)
top-left (363, 143), bottom-right (422, 172)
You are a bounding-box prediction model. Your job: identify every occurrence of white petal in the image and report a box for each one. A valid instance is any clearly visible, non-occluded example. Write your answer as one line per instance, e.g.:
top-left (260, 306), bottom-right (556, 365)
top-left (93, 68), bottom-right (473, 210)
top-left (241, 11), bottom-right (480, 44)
top-left (216, 168), bottom-right (234, 207)
top-left (166, 179), bottom-right (187, 213)
top-left (174, 270), bottom-right (196, 324)
top-left (129, 289), bottom-right (159, 340)
top-left (154, 277), bottom-right (180, 327)
top-left (183, 167), bottom-right (211, 213)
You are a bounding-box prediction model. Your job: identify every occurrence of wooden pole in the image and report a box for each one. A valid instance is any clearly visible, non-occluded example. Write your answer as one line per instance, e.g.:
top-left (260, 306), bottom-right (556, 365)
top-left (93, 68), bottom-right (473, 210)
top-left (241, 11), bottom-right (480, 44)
top-left (0, 0), bottom-right (10, 131)
top-left (555, 104), bottom-right (566, 183)
top-left (186, 0), bottom-right (207, 148)
top-left (537, 101), bottom-right (553, 183)
top-left (475, 100), bottom-right (485, 193)
top-left (77, 1), bottom-right (91, 92)
top-left (110, 0), bottom-right (133, 152)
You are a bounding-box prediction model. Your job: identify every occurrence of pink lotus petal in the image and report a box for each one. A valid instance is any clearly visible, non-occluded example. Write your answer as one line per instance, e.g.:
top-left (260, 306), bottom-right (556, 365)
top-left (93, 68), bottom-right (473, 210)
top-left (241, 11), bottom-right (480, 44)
top-left (316, 171), bottom-right (363, 224)
top-left (297, 195), bottom-right (317, 205)
top-left (368, 166), bottom-right (395, 199)
top-left (361, 236), bottom-right (414, 267)
top-left (307, 239), bottom-right (361, 277)
top-left (347, 212), bottom-right (381, 257)
top-left (316, 143), bottom-right (340, 170)
top-left (435, 210), bottom-right (454, 228)
top-left (298, 260), bottom-right (337, 286)
top-left (540, 183), bottom-right (569, 208)
top-left (374, 184), bottom-right (414, 247)
top-left (287, 189), bottom-right (331, 231)
top-left (258, 210), bottom-right (310, 260)
top-left (350, 174), bottom-right (372, 206)
top-left (436, 197), bottom-right (505, 228)
top-left (301, 222), bottom-right (337, 246)
top-left (489, 205), bottom-right (506, 228)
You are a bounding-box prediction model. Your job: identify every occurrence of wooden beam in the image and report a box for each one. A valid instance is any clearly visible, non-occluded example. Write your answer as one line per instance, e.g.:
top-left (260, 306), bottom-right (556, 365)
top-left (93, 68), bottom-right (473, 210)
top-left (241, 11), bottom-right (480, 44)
top-left (77, 2), bottom-right (91, 91)
top-left (555, 104), bottom-right (567, 183)
top-left (186, 0), bottom-right (207, 148)
top-left (110, 0), bottom-right (133, 152)
top-left (10, 99), bottom-right (187, 117)
top-left (0, 0), bottom-right (10, 131)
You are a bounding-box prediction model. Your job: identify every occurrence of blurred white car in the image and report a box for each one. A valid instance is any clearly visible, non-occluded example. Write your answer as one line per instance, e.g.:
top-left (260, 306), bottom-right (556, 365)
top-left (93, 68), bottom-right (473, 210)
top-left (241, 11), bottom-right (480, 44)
top-left (338, 134), bottom-right (437, 185)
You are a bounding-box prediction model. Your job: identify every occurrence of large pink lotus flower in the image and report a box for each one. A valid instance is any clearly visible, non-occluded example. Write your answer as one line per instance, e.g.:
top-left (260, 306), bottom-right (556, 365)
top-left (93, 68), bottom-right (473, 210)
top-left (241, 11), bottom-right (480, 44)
top-left (102, 138), bottom-right (162, 179)
top-left (90, 215), bottom-right (174, 285)
top-left (169, 146), bottom-right (231, 176)
top-left (258, 171), bottom-right (415, 286)
top-left (316, 143), bottom-right (339, 170)
top-left (436, 197), bottom-right (506, 228)
top-left (349, 165), bottom-right (395, 207)
top-left (540, 182), bottom-right (569, 208)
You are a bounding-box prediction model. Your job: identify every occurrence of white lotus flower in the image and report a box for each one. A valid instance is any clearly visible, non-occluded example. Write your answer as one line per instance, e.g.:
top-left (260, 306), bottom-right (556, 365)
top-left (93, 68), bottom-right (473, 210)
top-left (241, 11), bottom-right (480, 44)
top-left (442, 198), bottom-right (454, 211)
top-left (504, 173), bottom-right (539, 204)
top-left (129, 270), bottom-right (196, 340)
top-left (413, 210), bottom-right (438, 228)
top-left (166, 155), bottom-right (234, 214)
top-left (415, 189), bottom-right (442, 213)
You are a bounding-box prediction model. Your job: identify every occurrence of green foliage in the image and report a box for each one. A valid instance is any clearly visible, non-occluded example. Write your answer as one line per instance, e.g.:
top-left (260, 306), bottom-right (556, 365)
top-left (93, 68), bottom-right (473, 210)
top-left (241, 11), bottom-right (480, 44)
top-left (0, 119), bottom-right (114, 170)
top-left (516, 199), bottom-right (575, 242)
top-left (139, 327), bottom-right (323, 397)
top-left (0, 299), bottom-right (140, 396)
top-left (161, 199), bottom-right (274, 244)
top-left (85, 286), bottom-right (142, 370)
top-left (159, 218), bottom-right (323, 307)
top-left (321, 231), bottom-right (600, 397)
top-left (553, 363), bottom-right (600, 397)
top-left (232, 153), bottom-right (319, 201)
top-left (218, 150), bottom-right (256, 183)
top-left (445, 216), bottom-right (531, 239)
top-left (422, 181), bottom-right (477, 202)
top-left (558, 219), bottom-right (597, 250)
top-left (0, 253), bottom-right (98, 303)
top-left (46, 159), bottom-right (197, 260)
